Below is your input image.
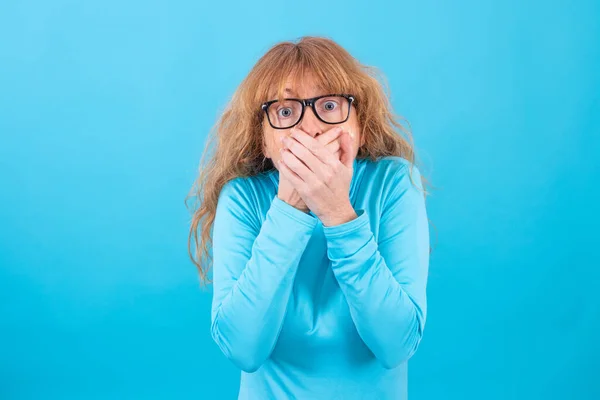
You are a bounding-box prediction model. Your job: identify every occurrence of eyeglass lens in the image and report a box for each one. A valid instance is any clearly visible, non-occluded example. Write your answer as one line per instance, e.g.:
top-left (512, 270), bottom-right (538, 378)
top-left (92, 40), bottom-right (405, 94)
top-left (267, 96), bottom-right (349, 128)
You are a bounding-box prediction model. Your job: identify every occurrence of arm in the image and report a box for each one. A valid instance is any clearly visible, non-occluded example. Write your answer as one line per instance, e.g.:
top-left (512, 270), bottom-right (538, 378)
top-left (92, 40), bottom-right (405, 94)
top-left (322, 163), bottom-right (429, 369)
top-left (210, 178), bottom-right (318, 373)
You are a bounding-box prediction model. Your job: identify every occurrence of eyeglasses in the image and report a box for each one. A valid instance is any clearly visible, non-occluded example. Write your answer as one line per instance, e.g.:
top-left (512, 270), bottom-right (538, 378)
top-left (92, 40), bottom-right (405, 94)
top-left (261, 93), bottom-right (355, 130)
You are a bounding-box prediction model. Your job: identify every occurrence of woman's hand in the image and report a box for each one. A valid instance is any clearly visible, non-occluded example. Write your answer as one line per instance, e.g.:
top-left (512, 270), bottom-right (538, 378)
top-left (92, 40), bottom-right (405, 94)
top-left (277, 173), bottom-right (309, 213)
top-left (276, 127), bottom-right (343, 213)
top-left (278, 126), bottom-right (358, 227)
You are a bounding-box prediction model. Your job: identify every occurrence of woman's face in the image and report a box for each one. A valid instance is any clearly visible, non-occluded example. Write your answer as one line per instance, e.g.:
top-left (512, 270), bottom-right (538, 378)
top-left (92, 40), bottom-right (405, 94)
top-left (262, 75), bottom-right (362, 170)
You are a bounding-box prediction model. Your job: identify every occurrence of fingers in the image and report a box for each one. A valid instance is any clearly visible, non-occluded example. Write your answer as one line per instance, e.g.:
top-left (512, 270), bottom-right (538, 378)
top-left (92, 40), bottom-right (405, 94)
top-left (321, 126), bottom-right (343, 159)
top-left (282, 135), bottom-right (322, 176)
top-left (280, 146), bottom-right (314, 183)
top-left (316, 126), bottom-right (344, 147)
top-left (278, 158), bottom-right (305, 189)
top-left (289, 127), bottom-right (341, 167)
top-left (339, 130), bottom-right (354, 168)
top-left (323, 136), bottom-right (341, 154)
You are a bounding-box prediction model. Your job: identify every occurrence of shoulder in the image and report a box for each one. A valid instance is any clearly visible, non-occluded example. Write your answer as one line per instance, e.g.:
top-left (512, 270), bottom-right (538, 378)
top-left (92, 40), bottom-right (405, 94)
top-left (217, 176), bottom-right (258, 217)
top-left (362, 156), bottom-right (427, 220)
top-left (218, 176), bottom-right (251, 202)
top-left (219, 171), bottom-right (272, 200)
top-left (216, 175), bottom-right (266, 230)
top-left (364, 156), bottom-right (424, 193)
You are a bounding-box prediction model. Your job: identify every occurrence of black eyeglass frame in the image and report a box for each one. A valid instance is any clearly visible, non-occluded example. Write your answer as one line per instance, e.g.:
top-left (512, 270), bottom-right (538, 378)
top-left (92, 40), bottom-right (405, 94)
top-left (261, 93), bottom-right (356, 130)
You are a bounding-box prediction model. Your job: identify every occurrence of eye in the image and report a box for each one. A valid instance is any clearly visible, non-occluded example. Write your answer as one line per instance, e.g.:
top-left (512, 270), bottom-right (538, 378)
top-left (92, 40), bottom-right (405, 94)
top-left (277, 107), bottom-right (293, 118)
top-left (322, 100), bottom-right (338, 111)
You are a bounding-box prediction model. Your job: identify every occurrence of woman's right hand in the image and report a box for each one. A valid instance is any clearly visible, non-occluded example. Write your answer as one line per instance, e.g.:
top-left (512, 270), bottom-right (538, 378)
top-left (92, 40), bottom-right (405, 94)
top-left (276, 126), bottom-right (343, 213)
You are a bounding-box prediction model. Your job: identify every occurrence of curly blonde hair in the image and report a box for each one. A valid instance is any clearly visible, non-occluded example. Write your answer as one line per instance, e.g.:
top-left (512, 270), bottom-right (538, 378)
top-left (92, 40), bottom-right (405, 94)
top-left (185, 36), bottom-right (431, 286)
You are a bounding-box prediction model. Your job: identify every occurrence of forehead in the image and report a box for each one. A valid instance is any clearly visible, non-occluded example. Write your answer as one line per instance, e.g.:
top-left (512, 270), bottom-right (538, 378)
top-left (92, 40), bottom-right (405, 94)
top-left (269, 75), bottom-right (330, 99)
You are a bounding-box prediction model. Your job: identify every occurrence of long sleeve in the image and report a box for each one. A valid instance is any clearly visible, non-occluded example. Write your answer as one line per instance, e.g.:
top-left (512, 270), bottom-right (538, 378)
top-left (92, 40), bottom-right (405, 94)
top-left (322, 163), bottom-right (429, 369)
top-left (210, 178), bottom-right (318, 373)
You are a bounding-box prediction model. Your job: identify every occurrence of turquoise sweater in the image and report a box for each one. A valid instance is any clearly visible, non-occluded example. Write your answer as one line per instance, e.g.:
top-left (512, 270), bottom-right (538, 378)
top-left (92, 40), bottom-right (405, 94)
top-left (210, 156), bottom-right (430, 399)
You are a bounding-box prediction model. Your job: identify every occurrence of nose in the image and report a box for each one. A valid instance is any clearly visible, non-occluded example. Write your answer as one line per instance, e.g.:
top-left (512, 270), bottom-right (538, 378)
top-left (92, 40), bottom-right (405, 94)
top-left (296, 106), bottom-right (323, 138)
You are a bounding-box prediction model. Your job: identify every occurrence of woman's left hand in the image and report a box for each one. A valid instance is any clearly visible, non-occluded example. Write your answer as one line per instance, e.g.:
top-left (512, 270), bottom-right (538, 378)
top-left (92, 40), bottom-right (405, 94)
top-left (277, 126), bottom-right (358, 227)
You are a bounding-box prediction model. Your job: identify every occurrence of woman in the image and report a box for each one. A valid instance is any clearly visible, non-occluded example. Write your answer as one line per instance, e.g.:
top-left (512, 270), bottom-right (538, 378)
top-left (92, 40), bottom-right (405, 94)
top-left (187, 36), bottom-right (431, 399)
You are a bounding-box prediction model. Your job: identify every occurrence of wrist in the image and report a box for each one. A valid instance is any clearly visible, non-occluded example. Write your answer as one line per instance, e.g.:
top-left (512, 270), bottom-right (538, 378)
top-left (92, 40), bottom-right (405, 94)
top-left (320, 205), bottom-right (358, 227)
top-left (277, 194), bottom-right (309, 213)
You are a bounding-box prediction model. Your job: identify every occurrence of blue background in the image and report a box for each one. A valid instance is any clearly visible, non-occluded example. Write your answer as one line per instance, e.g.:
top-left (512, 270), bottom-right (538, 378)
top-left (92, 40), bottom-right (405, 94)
top-left (1, 0), bottom-right (599, 398)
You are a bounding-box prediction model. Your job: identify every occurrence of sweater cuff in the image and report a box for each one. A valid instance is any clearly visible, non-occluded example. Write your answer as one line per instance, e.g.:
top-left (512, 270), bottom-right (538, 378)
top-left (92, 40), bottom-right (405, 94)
top-left (322, 209), bottom-right (374, 260)
top-left (270, 196), bottom-right (317, 229)
top-left (322, 209), bottom-right (368, 237)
